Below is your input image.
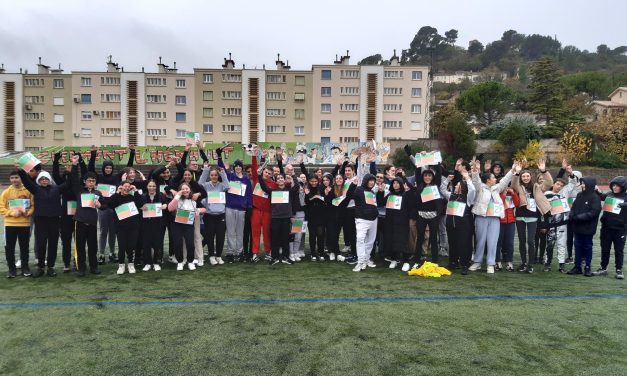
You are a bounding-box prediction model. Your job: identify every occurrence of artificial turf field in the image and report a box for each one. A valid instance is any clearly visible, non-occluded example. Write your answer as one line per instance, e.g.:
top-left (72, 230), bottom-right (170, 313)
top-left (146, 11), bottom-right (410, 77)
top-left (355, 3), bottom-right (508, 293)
top-left (1, 219), bottom-right (626, 376)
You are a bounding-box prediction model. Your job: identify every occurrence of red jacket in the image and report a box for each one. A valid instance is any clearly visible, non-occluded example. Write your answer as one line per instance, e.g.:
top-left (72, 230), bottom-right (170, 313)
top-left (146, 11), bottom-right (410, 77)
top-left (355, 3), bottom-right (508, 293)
top-left (500, 189), bottom-right (520, 224)
top-left (251, 156), bottom-right (277, 212)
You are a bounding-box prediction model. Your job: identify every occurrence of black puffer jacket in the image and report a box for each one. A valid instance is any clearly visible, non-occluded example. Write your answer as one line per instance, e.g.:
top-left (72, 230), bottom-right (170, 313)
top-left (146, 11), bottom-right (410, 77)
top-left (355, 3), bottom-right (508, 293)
top-left (354, 174), bottom-right (384, 221)
top-left (385, 178), bottom-right (410, 227)
top-left (599, 176), bottom-right (627, 233)
top-left (570, 177), bottom-right (602, 236)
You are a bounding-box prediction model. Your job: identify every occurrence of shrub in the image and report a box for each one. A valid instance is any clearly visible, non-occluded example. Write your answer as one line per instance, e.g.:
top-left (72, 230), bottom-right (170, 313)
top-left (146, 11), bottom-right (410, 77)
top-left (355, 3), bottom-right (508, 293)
top-left (559, 123), bottom-right (592, 164)
top-left (514, 140), bottom-right (545, 167)
top-left (589, 150), bottom-right (625, 168)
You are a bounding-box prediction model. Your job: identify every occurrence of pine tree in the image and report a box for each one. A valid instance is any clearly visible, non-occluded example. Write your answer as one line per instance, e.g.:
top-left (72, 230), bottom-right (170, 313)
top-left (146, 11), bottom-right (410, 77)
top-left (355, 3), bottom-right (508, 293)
top-left (528, 58), bottom-right (564, 126)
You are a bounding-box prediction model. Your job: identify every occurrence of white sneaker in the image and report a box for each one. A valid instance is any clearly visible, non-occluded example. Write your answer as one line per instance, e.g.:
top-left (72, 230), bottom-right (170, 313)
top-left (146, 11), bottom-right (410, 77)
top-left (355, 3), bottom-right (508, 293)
top-left (401, 263), bottom-right (411, 272)
top-left (352, 263), bottom-right (362, 272)
top-left (153, 264), bottom-right (161, 271)
top-left (142, 265), bottom-right (151, 272)
top-left (487, 265), bottom-right (495, 274)
top-left (15, 260), bottom-right (22, 269)
top-left (496, 262), bottom-right (502, 270)
top-left (336, 254), bottom-right (345, 262)
top-left (468, 262), bottom-right (482, 271)
top-left (329, 252), bottom-right (336, 261)
top-left (367, 260), bottom-right (376, 268)
top-left (295, 256), bottom-right (302, 262)
top-left (311, 256), bottom-right (317, 262)
top-left (193, 259), bottom-right (199, 265)
top-left (176, 263), bottom-right (184, 271)
top-left (188, 263), bottom-right (196, 271)
top-left (289, 256), bottom-right (297, 262)
top-left (197, 260), bottom-right (204, 267)
top-left (216, 257), bottom-right (224, 265)
top-left (127, 264), bottom-right (136, 274)
top-left (168, 255), bottom-right (178, 264)
top-left (116, 264), bottom-right (125, 275)
top-left (209, 256), bottom-right (218, 265)
top-left (361, 263), bottom-right (367, 270)
top-left (389, 261), bottom-right (398, 269)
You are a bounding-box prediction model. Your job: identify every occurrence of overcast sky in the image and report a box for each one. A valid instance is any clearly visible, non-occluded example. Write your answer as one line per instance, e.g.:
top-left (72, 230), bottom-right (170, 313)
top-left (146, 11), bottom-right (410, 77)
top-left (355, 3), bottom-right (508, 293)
top-left (1, 0), bottom-right (625, 73)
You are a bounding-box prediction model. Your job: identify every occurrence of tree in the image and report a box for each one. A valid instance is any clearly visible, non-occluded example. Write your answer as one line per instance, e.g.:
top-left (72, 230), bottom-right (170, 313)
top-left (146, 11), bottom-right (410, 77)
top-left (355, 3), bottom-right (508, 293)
top-left (520, 34), bottom-right (561, 59)
top-left (559, 123), bottom-right (592, 163)
top-left (358, 54), bottom-right (383, 65)
top-left (456, 81), bottom-right (514, 125)
top-left (561, 71), bottom-right (612, 99)
top-left (429, 104), bottom-right (476, 158)
top-left (444, 29), bottom-right (458, 45)
top-left (429, 104), bottom-right (465, 137)
top-left (402, 26), bottom-right (443, 64)
top-left (468, 40), bottom-right (484, 56)
top-left (528, 58), bottom-right (564, 126)
top-left (497, 121), bottom-right (530, 156)
top-left (592, 112), bottom-right (627, 161)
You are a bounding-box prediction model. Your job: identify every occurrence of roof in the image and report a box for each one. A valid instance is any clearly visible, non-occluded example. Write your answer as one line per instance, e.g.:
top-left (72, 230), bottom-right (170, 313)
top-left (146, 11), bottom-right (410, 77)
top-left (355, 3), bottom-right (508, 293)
top-left (592, 100), bottom-right (627, 108)
top-left (608, 86), bottom-right (627, 99)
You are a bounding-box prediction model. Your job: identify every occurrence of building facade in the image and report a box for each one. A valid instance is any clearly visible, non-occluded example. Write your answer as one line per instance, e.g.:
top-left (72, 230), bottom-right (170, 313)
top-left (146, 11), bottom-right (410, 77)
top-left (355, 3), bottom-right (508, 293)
top-left (0, 53), bottom-right (430, 151)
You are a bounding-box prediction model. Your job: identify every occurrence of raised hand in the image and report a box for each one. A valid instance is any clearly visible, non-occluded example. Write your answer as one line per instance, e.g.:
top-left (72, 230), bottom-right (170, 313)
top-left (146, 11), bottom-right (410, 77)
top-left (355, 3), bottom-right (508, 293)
top-left (484, 159), bottom-right (492, 172)
top-left (71, 155), bottom-right (80, 165)
top-left (512, 160), bottom-right (522, 174)
top-left (562, 158), bottom-right (568, 169)
top-left (461, 169), bottom-right (469, 180)
top-left (192, 192), bottom-right (201, 201)
top-left (90, 144), bottom-right (97, 152)
top-left (537, 158), bottom-right (546, 171)
top-left (521, 158), bottom-right (528, 169)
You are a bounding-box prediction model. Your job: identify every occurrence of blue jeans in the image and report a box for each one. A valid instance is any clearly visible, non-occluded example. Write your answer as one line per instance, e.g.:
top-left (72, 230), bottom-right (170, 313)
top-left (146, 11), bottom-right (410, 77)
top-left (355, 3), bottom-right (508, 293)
top-left (496, 223), bottom-right (516, 263)
top-left (574, 233), bottom-right (593, 268)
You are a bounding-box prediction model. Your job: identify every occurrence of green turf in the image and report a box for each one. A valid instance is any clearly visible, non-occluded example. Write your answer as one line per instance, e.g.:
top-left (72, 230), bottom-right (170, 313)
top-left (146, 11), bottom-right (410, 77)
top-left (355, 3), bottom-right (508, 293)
top-left (1, 218), bottom-right (626, 375)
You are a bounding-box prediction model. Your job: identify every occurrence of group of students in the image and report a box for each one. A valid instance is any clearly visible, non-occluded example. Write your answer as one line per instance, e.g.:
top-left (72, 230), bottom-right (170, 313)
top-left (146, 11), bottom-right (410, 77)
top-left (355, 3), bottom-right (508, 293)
top-left (2, 143), bottom-right (625, 279)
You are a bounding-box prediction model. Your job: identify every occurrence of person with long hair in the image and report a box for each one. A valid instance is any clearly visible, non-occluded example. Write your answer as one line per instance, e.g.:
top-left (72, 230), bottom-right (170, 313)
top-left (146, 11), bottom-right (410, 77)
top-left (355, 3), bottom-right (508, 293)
top-left (384, 177), bottom-right (411, 269)
top-left (304, 175), bottom-right (327, 261)
top-left (198, 165), bottom-right (230, 266)
top-left (320, 173), bottom-right (334, 258)
top-left (167, 182), bottom-right (206, 271)
top-left (140, 180), bottom-right (169, 271)
top-left (250, 148), bottom-right (275, 262)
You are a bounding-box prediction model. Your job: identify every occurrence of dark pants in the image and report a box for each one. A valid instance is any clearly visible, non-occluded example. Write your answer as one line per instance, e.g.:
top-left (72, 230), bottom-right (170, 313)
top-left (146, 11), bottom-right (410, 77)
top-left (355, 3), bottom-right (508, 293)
top-left (60, 215), bottom-right (75, 268)
top-left (5, 226), bottom-right (30, 273)
top-left (327, 212), bottom-right (342, 254)
top-left (165, 218), bottom-right (174, 256)
top-left (516, 220), bottom-right (537, 265)
top-left (308, 220), bottom-right (325, 257)
top-left (204, 213), bottom-right (226, 257)
top-left (496, 222), bottom-right (516, 263)
top-left (270, 217), bottom-right (291, 260)
top-left (446, 217), bottom-right (472, 267)
top-left (75, 221), bottom-right (98, 272)
top-left (343, 208), bottom-right (357, 256)
top-left (117, 227), bottom-right (139, 264)
top-left (385, 218), bottom-right (408, 262)
top-left (34, 216), bottom-right (60, 268)
top-left (98, 208), bottom-right (116, 256)
top-left (566, 221), bottom-right (574, 259)
top-left (142, 219), bottom-right (165, 265)
top-left (600, 226), bottom-right (625, 270)
top-left (373, 215), bottom-right (386, 259)
top-left (415, 216), bottom-right (440, 263)
top-left (172, 223), bottom-right (195, 263)
top-left (536, 227), bottom-right (546, 262)
top-left (574, 233), bottom-right (593, 268)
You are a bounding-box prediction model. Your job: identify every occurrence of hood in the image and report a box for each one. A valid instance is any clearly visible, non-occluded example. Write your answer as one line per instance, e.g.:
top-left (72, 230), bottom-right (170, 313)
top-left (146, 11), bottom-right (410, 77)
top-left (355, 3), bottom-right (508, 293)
top-left (572, 170), bottom-right (582, 180)
top-left (36, 171), bottom-right (55, 186)
top-left (490, 161), bottom-right (504, 176)
top-left (102, 160), bottom-right (114, 175)
top-left (421, 169), bottom-right (435, 185)
top-left (609, 176), bottom-right (627, 193)
top-left (361, 173), bottom-right (376, 189)
top-left (580, 177), bottom-right (597, 194)
top-left (389, 177), bottom-right (405, 194)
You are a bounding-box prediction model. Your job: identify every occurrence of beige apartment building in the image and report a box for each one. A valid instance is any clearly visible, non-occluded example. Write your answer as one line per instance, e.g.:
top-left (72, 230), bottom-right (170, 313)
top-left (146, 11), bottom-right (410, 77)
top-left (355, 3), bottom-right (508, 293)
top-left (1, 53), bottom-right (430, 151)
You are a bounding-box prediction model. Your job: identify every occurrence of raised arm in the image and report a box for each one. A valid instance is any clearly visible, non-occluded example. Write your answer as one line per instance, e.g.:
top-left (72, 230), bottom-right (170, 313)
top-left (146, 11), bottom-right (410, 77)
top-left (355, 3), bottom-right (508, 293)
top-left (198, 167), bottom-right (209, 185)
top-left (17, 169), bottom-right (38, 195)
top-left (52, 152), bottom-right (63, 184)
top-left (126, 147), bottom-right (135, 167)
top-left (88, 148), bottom-right (97, 173)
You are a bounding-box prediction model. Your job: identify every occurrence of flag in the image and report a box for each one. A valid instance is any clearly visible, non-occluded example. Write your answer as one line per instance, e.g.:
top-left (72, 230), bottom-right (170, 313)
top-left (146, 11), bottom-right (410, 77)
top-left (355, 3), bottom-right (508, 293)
top-left (81, 193), bottom-right (96, 208)
top-left (97, 184), bottom-right (116, 198)
top-left (17, 152), bottom-right (41, 173)
top-left (414, 151), bottom-right (438, 167)
top-left (420, 186), bottom-right (440, 202)
top-left (67, 201), bottom-right (77, 215)
top-left (8, 199), bottom-right (28, 212)
top-left (504, 195), bottom-right (515, 209)
top-left (175, 209), bottom-right (195, 224)
top-left (386, 195), bottom-right (402, 210)
top-left (253, 183), bottom-right (268, 198)
top-left (271, 191), bottom-right (290, 204)
top-left (341, 182), bottom-right (351, 196)
top-left (332, 196), bottom-right (345, 206)
top-left (550, 198), bottom-right (570, 215)
top-left (207, 191), bottom-right (226, 204)
top-left (446, 201), bottom-right (466, 217)
top-left (291, 219), bottom-right (305, 233)
top-left (143, 203), bottom-right (162, 218)
top-left (159, 184), bottom-right (167, 194)
top-left (364, 191), bottom-right (376, 205)
top-left (228, 181), bottom-right (245, 196)
top-left (603, 197), bottom-right (624, 214)
top-left (115, 202), bottom-right (139, 220)
top-left (185, 132), bottom-right (200, 144)
top-left (567, 197), bottom-right (575, 208)
top-left (486, 202), bottom-right (504, 217)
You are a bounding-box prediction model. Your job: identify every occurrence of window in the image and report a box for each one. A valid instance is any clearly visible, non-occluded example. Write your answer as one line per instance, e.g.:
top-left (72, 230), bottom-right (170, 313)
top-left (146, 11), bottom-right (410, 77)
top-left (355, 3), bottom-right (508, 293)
top-left (101, 94), bottom-right (120, 103)
top-left (147, 112), bottom-right (166, 120)
top-left (147, 95), bottom-right (164, 103)
top-left (384, 104), bottom-right (402, 112)
top-left (203, 91), bottom-right (213, 101)
top-left (294, 109), bottom-right (305, 119)
top-left (222, 124), bottom-right (242, 133)
top-left (53, 113), bottom-right (64, 123)
top-left (267, 92), bottom-right (286, 101)
top-left (101, 77), bottom-right (120, 85)
top-left (410, 121), bottom-right (423, 131)
top-left (81, 111), bottom-right (92, 120)
top-left (146, 77), bottom-right (166, 86)
top-left (266, 125), bottom-right (286, 134)
top-left (321, 70), bottom-right (332, 80)
top-left (295, 76), bottom-right (305, 86)
top-left (340, 120), bottom-right (359, 128)
top-left (383, 87), bottom-right (402, 95)
top-left (53, 79), bottom-right (64, 89)
top-left (203, 108), bottom-right (213, 118)
top-left (101, 128), bottom-right (121, 137)
top-left (24, 79), bottom-right (43, 87)
top-left (80, 94), bottom-right (92, 103)
top-left (340, 137), bottom-right (359, 143)
top-left (294, 93), bottom-right (305, 101)
top-left (266, 109), bottom-right (286, 117)
top-left (53, 97), bottom-right (64, 106)
top-left (321, 103), bottom-right (331, 113)
top-left (340, 103), bottom-right (359, 112)
top-left (340, 87), bottom-right (359, 95)
top-left (384, 70), bottom-right (403, 79)
top-left (53, 130), bottom-right (64, 140)
top-left (383, 120), bottom-right (402, 128)
top-left (222, 107), bottom-right (242, 116)
top-left (81, 77), bottom-right (92, 86)
top-left (81, 127), bottom-right (92, 137)
top-left (175, 79), bottom-right (186, 88)
top-left (104, 111), bottom-right (121, 119)
top-left (203, 74), bottom-right (213, 83)
top-left (320, 120), bottom-right (331, 130)
top-left (203, 124), bottom-right (213, 134)
top-left (222, 91), bottom-right (242, 99)
top-left (412, 71), bottom-right (423, 80)
top-left (147, 128), bottom-right (167, 137)
top-left (294, 126), bottom-right (305, 135)
top-left (267, 74), bottom-right (286, 84)
top-left (25, 96), bottom-right (44, 104)
top-left (321, 87), bottom-right (331, 96)
top-left (222, 74), bottom-right (241, 82)
top-left (175, 95), bottom-right (187, 105)
top-left (176, 112), bottom-right (186, 122)
top-left (176, 129), bottom-right (187, 138)
top-left (24, 113), bottom-right (44, 121)
top-left (340, 70), bottom-right (359, 79)
top-left (411, 88), bottom-right (422, 97)
top-left (24, 130), bottom-right (44, 138)
top-left (411, 104), bottom-right (422, 113)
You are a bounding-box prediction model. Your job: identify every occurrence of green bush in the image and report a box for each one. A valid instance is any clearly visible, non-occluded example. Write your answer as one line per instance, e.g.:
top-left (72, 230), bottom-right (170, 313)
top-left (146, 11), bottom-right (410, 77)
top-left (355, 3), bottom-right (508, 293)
top-left (589, 150), bottom-right (625, 168)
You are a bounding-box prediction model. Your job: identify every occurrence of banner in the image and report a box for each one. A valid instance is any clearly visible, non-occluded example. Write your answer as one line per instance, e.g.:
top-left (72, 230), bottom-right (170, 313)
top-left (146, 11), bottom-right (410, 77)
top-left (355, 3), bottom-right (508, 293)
top-left (414, 151), bottom-right (442, 168)
top-left (17, 152), bottom-right (41, 172)
top-left (115, 202), bottom-right (139, 220)
top-left (185, 132), bottom-right (200, 145)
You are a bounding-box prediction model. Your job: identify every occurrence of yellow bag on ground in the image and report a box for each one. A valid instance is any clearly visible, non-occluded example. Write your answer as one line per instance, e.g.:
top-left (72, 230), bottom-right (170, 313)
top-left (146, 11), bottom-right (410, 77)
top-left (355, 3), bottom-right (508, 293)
top-left (407, 261), bottom-right (452, 277)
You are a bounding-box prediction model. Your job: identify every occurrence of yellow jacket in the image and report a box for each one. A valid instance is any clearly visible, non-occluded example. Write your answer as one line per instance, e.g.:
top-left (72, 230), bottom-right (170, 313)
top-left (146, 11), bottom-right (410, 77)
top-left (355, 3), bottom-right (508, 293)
top-left (0, 185), bottom-right (34, 227)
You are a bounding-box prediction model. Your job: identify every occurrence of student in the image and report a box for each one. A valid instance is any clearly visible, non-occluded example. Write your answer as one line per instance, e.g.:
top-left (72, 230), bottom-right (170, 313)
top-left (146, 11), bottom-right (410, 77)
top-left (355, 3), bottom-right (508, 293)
top-left (567, 176), bottom-right (601, 276)
top-left (101, 181), bottom-right (145, 274)
top-left (592, 176), bottom-right (626, 279)
top-left (198, 165), bottom-right (230, 266)
top-left (496, 187), bottom-right (520, 272)
top-left (140, 180), bottom-right (168, 271)
top-left (539, 178), bottom-right (569, 273)
top-left (556, 158), bottom-right (583, 264)
top-left (324, 174), bottom-right (356, 262)
top-left (304, 175), bottom-right (327, 261)
top-left (384, 177), bottom-right (411, 269)
top-left (70, 155), bottom-right (102, 276)
top-left (167, 183), bottom-right (206, 271)
top-left (250, 150), bottom-right (275, 262)
top-left (0, 170), bottom-right (34, 278)
top-left (468, 159), bottom-right (516, 274)
top-left (150, 158), bottom-right (176, 262)
top-left (351, 174), bottom-right (385, 272)
top-left (257, 172), bottom-right (300, 264)
top-left (320, 173), bottom-right (334, 258)
top-left (17, 165), bottom-right (71, 277)
top-left (413, 159), bottom-right (444, 265)
top-left (179, 141), bottom-right (209, 181)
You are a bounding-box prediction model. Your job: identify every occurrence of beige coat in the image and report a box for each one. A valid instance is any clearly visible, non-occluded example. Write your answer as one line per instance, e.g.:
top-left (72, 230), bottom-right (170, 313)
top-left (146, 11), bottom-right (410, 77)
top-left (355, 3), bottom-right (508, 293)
top-left (511, 170), bottom-right (553, 215)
